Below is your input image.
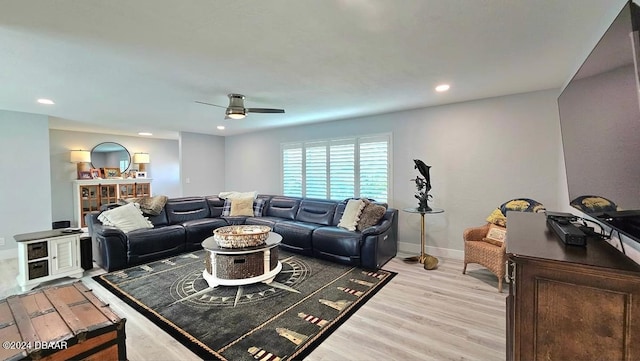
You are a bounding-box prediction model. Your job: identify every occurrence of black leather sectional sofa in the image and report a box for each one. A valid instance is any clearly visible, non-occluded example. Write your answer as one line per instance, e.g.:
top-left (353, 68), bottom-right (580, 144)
top-left (86, 195), bottom-right (398, 272)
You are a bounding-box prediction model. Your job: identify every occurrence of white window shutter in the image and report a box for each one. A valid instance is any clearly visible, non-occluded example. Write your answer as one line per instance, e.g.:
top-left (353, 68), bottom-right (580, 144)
top-left (282, 145), bottom-right (303, 197)
top-left (305, 142), bottom-right (327, 199)
top-left (329, 139), bottom-right (355, 200)
top-left (359, 136), bottom-right (389, 202)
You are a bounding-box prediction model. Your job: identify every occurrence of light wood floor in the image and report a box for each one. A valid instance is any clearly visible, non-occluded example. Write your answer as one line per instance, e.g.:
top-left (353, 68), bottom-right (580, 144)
top-left (0, 254), bottom-right (506, 361)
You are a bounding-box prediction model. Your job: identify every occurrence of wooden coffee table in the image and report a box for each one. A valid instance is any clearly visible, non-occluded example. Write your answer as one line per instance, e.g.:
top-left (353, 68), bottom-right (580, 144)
top-left (201, 232), bottom-right (282, 288)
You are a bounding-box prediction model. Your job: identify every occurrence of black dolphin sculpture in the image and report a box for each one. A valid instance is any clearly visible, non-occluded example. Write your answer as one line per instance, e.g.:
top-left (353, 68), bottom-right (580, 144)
top-left (413, 159), bottom-right (431, 191)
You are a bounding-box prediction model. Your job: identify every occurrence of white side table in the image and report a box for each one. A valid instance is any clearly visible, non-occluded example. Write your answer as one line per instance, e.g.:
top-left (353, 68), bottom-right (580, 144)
top-left (14, 229), bottom-right (84, 292)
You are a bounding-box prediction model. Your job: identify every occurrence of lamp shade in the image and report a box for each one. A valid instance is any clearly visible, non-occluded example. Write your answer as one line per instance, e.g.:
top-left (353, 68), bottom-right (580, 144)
top-left (70, 150), bottom-right (91, 163)
top-left (133, 153), bottom-right (150, 164)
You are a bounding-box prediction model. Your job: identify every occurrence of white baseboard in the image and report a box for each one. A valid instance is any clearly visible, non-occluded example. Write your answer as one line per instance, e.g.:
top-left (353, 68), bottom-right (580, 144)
top-left (398, 241), bottom-right (463, 260)
top-left (0, 248), bottom-right (18, 260)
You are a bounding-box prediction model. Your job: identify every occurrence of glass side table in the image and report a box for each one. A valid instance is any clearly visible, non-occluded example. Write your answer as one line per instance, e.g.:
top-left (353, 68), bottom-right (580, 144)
top-left (402, 207), bottom-right (444, 270)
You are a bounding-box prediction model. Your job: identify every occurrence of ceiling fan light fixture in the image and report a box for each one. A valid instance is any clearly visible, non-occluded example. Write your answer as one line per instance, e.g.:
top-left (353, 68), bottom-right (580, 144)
top-left (226, 108), bottom-right (246, 119)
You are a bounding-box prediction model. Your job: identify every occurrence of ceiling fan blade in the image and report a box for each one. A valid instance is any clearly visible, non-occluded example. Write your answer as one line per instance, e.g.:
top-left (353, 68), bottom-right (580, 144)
top-left (246, 108), bottom-right (285, 114)
top-left (195, 100), bottom-right (227, 108)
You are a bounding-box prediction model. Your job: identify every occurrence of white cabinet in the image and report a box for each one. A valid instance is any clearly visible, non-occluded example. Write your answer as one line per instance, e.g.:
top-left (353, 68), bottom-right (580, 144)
top-left (15, 230), bottom-right (84, 292)
top-left (50, 236), bottom-right (79, 275)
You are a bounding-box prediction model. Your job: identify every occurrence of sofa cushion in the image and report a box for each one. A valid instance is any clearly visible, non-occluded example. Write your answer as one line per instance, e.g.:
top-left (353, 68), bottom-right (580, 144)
top-left (205, 196), bottom-right (226, 218)
top-left (165, 197), bottom-right (210, 224)
top-left (274, 220), bottom-right (321, 255)
top-left (146, 208), bottom-right (169, 227)
top-left (98, 203), bottom-right (153, 233)
top-left (181, 218), bottom-right (228, 251)
top-left (126, 225), bottom-right (186, 263)
top-left (337, 199), bottom-right (365, 231)
top-left (295, 199), bottom-right (337, 226)
top-left (244, 216), bottom-right (282, 228)
top-left (312, 226), bottom-right (363, 262)
top-left (264, 196), bottom-right (301, 220)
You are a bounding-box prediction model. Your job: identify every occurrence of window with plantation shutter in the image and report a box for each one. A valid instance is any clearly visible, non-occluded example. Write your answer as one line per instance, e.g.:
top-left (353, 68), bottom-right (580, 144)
top-left (329, 140), bottom-right (355, 200)
top-left (305, 142), bottom-right (327, 199)
top-left (282, 134), bottom-right (390, 203)
top-left (359, 136), bottom-right (389, 202)
top-left (282, 145), bottom-right (303, 197)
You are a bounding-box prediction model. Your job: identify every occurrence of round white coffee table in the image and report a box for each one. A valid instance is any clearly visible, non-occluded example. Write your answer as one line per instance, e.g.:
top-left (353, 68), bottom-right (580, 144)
top-left (201, 232), bottom-right (282, 288)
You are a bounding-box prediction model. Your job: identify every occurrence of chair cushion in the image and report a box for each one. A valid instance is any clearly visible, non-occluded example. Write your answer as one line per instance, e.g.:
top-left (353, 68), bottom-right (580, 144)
top-left (483, 224), bottom-right (506, 246)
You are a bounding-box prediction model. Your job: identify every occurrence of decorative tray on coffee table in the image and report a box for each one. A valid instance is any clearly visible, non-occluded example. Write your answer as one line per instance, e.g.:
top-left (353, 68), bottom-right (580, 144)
top-left (213, 225), bottom-right (272, 248)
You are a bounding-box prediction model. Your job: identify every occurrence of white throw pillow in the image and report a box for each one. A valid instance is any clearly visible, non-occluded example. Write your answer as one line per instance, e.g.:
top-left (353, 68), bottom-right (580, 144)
top-left (338, 199), bottom-right (366, 231)
top-left (98, 203), bottom-right (153, 233)
top-left (218, 191), bottom-right (258, 200)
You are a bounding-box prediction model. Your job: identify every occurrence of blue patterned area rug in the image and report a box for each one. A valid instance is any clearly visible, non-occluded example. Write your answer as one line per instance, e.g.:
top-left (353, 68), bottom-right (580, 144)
top-left (94, 249), bottom-right (395, 361)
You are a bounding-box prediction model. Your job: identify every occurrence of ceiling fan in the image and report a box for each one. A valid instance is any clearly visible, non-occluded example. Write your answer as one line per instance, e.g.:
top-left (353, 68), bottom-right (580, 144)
top-left (195, 93), bottom-right (285, 120)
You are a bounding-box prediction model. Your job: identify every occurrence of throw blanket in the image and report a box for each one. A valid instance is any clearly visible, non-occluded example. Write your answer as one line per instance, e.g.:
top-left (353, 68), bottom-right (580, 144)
top-left (126, 195), bottom-right (168, 216)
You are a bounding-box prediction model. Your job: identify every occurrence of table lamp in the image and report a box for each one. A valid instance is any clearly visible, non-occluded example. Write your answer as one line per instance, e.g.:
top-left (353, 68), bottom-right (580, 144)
top-left (133, 153), bottom-right (150, 172)
top-left (70, 150), bottom-right (91, 176)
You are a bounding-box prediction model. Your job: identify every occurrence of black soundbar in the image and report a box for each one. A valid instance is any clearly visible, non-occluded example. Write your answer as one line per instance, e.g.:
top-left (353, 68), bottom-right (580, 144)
top-left (546, 217), bottom-right (587, 246)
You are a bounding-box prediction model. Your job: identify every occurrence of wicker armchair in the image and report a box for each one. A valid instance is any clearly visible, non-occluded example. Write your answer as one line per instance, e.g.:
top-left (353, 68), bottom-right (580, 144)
top-left (463, 198), bottom-right (545, 292)
top-left (462, 223), bottom-right (506, 292)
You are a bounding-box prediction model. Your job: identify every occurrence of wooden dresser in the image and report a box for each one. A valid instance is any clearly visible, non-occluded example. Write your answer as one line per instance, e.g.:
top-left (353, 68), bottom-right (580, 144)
top-left (506, 212), bottom-right (640, 361)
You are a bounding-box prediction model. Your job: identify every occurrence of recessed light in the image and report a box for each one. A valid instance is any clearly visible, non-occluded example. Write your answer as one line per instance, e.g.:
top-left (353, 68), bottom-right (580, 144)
top-left (435, 84), bottom-right (450, 92)
top-left (37, 98), bottom-right (55, 105)
top-left (138, 132), bottom-right (153, 136)
top-left (217, 125), bottom-right (225, 130)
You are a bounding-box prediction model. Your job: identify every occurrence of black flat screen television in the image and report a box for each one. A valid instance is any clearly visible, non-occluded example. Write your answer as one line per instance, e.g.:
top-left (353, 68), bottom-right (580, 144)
top-left (558, 1), bottom-right (640, 244)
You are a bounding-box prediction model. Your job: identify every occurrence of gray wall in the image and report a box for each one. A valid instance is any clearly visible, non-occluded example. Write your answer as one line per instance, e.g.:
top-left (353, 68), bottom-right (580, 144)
top-left (0, 111), bottom-right (52, 257)
top-left (179, 131), bottom-right (225, 196)
top-left (0, 89), bottom-right (570, 259)
top-left (225, 89), bottom-right (564, 256)
top-left (49, 129), bottom-right (181, 226)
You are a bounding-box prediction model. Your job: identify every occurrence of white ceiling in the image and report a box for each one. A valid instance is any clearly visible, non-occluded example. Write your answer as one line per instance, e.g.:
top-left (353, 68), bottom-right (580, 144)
top-left (0, 0), bottom-right (627, 138)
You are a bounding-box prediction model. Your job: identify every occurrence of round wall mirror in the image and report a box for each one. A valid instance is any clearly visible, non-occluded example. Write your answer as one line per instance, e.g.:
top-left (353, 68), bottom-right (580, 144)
top-left (90, 142), bottom-right (130, 173)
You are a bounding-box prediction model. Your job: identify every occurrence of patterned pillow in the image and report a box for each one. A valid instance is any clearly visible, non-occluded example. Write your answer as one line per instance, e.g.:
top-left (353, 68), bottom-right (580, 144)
top-left (357, 199), bottom-right (387, 231)
top-left (570, 195), bottom-right (618, 213)
top-left (500, 198), bottom-right (545, 215)
top-left (486, 198), bottom-right (545, 227)
top-left (483, 224), bottom-right (507, 246)
top-left (222, 198), bottom-right (265, 217)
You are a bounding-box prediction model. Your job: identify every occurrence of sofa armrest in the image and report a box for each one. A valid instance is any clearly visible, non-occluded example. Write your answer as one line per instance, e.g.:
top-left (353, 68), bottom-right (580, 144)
top-left (361, 207), bottom-right (396, 236)
top-left (91, 221), bottom-right (129, 272)
top-left (361, 218), bottom-right (392, 237)
top-left (360, 208), bottom-right (398, 269)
